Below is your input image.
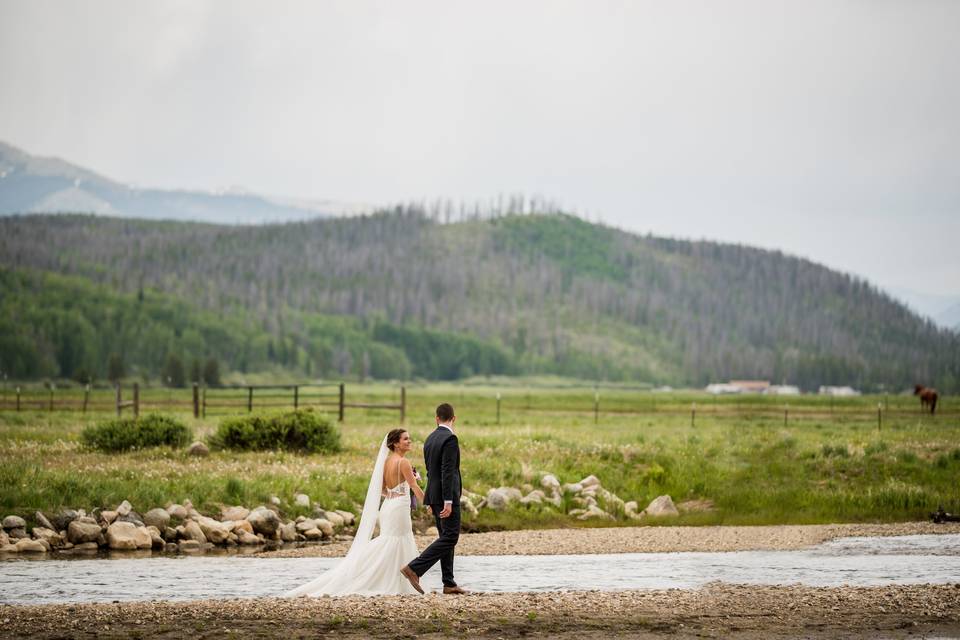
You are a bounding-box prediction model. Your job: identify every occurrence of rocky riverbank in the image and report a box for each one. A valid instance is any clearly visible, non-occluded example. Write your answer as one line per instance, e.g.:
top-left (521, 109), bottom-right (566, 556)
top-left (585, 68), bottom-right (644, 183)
top-left (267, 521), bottom-right (960, 558)
top-left (1, 584), bottom-right (958, 639)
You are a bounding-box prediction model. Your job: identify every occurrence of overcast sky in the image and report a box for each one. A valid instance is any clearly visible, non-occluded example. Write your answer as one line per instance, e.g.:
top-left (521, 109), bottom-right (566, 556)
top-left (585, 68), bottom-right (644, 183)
top-left (1, 1), bottom-right (958, 303)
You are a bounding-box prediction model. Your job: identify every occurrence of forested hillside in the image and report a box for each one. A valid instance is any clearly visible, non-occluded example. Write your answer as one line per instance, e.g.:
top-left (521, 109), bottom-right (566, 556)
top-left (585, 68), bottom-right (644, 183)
top-left (1, 211), bottom-right (957, 391)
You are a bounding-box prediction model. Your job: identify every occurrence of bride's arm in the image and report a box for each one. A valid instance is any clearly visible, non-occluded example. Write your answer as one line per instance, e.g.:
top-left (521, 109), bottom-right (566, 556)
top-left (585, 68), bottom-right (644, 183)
top-left (399, 458), bottom-right (425, 502)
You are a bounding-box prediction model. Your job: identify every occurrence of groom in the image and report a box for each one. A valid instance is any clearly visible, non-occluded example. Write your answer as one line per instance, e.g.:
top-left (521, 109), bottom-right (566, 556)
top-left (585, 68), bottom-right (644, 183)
top-left (401, 403), bottom-right (467, 594)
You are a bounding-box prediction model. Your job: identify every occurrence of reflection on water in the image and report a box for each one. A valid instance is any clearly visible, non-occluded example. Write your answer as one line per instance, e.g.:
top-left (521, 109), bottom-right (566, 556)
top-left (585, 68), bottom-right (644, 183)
top-left (1, 534), bottom-right (958, 605)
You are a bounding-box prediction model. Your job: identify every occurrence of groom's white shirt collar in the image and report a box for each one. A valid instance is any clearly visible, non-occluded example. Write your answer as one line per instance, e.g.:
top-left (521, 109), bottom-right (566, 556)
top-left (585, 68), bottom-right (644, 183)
top-left (437, 423), bottom-right (454, 432)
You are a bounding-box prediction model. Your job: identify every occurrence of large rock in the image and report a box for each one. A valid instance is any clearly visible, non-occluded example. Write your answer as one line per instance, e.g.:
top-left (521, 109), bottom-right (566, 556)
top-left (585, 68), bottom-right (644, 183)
top-left (645, 495), bottom-right (679, 517)
top-left (2, 515), bottom-right (26, 530)
top-left (221, 506), bottom-right (250, 522)
top-left (31, 527), bottom-right (62, 547)
top-left (106, 522), bottom-right (152, 550)
top-left (562, 483), bottom-right (583, 494)
top-left (246, 508), bottom-right (280, 537)
top-left (279, 522), bottom-right (298, 542)
top-left (116, 500), bottom-right (133, 517)
top-left (7, 528), bottom-right (27, 540)
top-left (67, 520), bottom-right (102, 544)
top-left (334, 510), bottom-right (355, 526)
top-left (519, 490), bottom-right (544, 506)
top-left (100, 511), bottom-right (119, 525)
top-left (577, 505), bottom-right (614, 520)
top-left (178, 539), bottom-right (202, 552)
top-left (498, 487), bottom-right (523, 502)
top-left (15, 538), bottom-right (47, 553)
top-left (321, 510), bottom-right (344, 528)
top-left (166, 504), bottom-right (188, 520)
top-left (181, 520), bottom-right (207, 543)
top-left (143, 508), bottom-right (171, 530)
top-left (118, 511), bottom-right (144, 527)
top-left (51, 509), bottom-right (79, 532)
top-left (0, 543), bottom-right (18, 553)
top-left (295, 519), bottom-right (316, 534)
top-left (34, 511), bottom-right (55, 531)
top-left (303, 528), bottom-right (323, 540)
top-left (195, 517), bottom-right (230, 544)
top-left (313, 518), bottom-right (334, 537)
top-left (459, 495), bottom-right (478, 516)
top-left (188, 442), bottom-right (209, 457)
top-left (237, 531), bottom-right (261, 545)
top-left (231, 520), bottom-right (254, 535)
top-left (0, 530), bottom-right (8, 546)
top-left (540, 474), bottom-right (561, 491)
top-left (486, 488), bottom-right (509, 511)
top-left (294, 493), bottom-right (311, 508)
top-left (580, 475), bottom-right (601, 489)
top-left (146, 526), bottom-right (165, 549)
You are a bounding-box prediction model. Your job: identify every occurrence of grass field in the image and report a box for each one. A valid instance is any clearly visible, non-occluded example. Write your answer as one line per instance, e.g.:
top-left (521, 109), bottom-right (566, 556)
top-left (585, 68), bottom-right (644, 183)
top-left (1, 380), bottom-right (957, 531)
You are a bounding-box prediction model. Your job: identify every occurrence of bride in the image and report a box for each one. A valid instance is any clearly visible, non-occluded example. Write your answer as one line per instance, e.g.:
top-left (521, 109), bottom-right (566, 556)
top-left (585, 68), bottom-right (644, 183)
top-left (285, 428), bottom-right (426, 596)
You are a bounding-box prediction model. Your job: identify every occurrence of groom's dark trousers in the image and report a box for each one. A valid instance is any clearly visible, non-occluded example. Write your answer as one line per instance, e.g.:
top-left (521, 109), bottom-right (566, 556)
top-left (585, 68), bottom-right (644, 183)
top-left (407, 425), bottom-right (462, 588)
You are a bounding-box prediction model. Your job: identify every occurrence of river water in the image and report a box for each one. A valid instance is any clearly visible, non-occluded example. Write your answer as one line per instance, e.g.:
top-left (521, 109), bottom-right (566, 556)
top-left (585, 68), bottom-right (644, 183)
top-left (1, 534), bottom-right (958, 605)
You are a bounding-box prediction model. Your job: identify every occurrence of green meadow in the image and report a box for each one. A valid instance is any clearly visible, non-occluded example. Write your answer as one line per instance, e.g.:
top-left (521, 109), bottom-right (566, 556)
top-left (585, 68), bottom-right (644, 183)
top-left (1, 381), bottom-right (957, 531)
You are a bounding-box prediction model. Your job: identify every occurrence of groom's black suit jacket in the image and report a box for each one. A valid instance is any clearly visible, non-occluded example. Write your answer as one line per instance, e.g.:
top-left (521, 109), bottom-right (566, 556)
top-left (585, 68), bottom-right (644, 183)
top-left (422, 426), bottom-right (462, 506)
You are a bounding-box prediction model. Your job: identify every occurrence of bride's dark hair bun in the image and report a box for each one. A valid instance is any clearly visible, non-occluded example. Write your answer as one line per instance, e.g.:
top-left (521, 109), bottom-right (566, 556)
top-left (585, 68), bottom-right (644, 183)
top-left (386, 428), bottom-right (406, 451)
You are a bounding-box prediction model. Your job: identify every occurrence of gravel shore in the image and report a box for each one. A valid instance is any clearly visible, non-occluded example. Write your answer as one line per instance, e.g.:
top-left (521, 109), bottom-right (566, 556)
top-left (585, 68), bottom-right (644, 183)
top-left (267, 521), bottom-right (960, 558)
top-left (1, 584), bottom-right (958, 639)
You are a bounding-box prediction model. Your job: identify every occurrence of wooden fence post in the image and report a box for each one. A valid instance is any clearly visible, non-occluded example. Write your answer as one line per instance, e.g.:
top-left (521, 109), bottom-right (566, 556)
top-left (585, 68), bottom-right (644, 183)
top-left (192, 383), bottom-right (200, 419)
top-left (496, 392), bottom-right (501, 425)
top-left (116, 384), bottom-right (122, 417)
top-left (400, 386), bottom-right (406, 423)
top-left (294, 385), bottom-right (299, 410)
top-left (16, 387), bottom-right (20, 412)
top-left (48, 385), bottom-right (54, 412)
top-left (201, 386), bottom-right (206, 418)
top-left (691, 402), bottom-right (696, 428)
top-left (83, 384), bottom-right (90, 414)
top-left (594, 390), bottom-right (599, 425)
top-left (133, 382), bottom-right (140, 418)
top-left (784, 404), bottom-right (788, 428)
top-left (877, 403), bottom-right (882, 432)
top-left (248, 386), bottom-right (253, 413)
top-left (338, 383), bottom-right (345, 422)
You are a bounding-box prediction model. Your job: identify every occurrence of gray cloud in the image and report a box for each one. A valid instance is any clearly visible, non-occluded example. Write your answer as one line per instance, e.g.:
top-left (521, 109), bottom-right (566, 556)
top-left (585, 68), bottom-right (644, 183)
top-left (1, 0), bottom-right (958, 297)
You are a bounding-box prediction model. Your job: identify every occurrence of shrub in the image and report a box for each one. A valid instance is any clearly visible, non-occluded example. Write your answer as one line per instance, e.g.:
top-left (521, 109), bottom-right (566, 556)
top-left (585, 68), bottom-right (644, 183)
top-left (81, 414), bottom-right (192, 452)
top-left (211, 410), bottom-right (341, 454)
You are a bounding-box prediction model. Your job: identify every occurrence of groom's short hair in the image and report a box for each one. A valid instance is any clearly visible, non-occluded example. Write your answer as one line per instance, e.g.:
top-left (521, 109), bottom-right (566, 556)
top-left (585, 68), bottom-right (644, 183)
top-left (436, 403), bottom-right (455, 422)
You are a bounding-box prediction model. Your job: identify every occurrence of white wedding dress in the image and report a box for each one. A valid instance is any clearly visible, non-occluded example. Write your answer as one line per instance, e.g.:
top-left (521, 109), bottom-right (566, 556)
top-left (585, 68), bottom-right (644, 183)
top-left (285, 436), bottom-right (421, 596)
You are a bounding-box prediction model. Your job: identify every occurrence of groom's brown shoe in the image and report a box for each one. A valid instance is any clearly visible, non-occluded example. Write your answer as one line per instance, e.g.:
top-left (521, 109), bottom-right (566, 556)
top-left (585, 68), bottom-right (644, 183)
top-left (443, 586), bottom-right (468, 595)
top-left (400, 565), bottom-right (425, 594)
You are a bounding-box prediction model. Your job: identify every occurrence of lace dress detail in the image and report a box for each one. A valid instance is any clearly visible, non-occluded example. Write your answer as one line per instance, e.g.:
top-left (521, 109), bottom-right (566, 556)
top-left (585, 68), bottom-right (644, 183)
top-left (384, 480), bottom-right (410, 501)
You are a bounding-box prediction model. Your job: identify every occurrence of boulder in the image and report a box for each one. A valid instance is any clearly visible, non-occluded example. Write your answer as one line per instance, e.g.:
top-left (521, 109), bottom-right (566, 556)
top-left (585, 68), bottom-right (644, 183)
top-left (459, 496), bottom-right (478, 516)
top-left (562, 483), bottom-right (583, 494)
top-left (313, 518), bottom-right (334, 537)
top-left (116, 500), bottom-right (133, 517)
top-left (100, 511), bottom-right (118, 525)
top-left (519, 491), bottom-right (544, 506)
top-left (166, 504), bottom-right (188, 520)
top-left (303, 528), bottom-right (323, 540)
top-left (246, 508), bottom-right (280, 537)
top-left (31, 527), bottom-right (62, 547)
top-left (8, 528), bottom-right (27, 540)
top-left (178, 539), bottom-right (202, 552)
top-left (106, 522), bottom-right (152, 550)
top-left (0, 544), bottom-right (18, 553)
top-left (15, 538), bottom-right (47, 553)
top-left (231, 520), bottom-right (254, 535)
top-left (67, 520), bottom-right (102, 544)
top-left (580, 475), bottom-right (601, 489)
top-left (486, 488), bottom-right (509, 511)
top-left (143, 508), bottom-right (171, 530)
top-left (624, 501), bottom-right (639, 514)
top-left (51, 509), bottom-right (79, 532)
top-left (279, 522), bottom-right (298, 542)
top-left (188, 441), bottom-right (209, 457)
top-left (238, 531), bottom-right (261, 545)
top-left (2, 515), bottom-right (26, 530)
top-left (577, 505), bottom-right (614, 520)
top-left (34, 511), bottom-right (55, 531)
top-left (221, 506), bottom-right (250, 522)
top-left (146, 526), bottom-right (165, 549)
top-left (195, 517), bottom-right (230, 544)
top-left (294, 493), bottom-right (311, 508)
top-left (0, 530), bottom-right (7, 546)
top-left (498, 487), bottom-right (523, 502)
top-left (334, 510), bottom-right (355, 526)
top-left (540, 474), bottom-right (561, 491)
top-left (182, 520), bottom-right (207, 543)
top-left (295, 519), bottom-right (316, 534)
top-left (163, 527), bottom-right (178, 542)
top-left (269, 496), bottom-right (281, 506)
top-left (321, 511), bottom-right (344, 528)
top-left (645, 495), bottom-right (679, 517)
top-left (73, 541), bottom-right (99, 551)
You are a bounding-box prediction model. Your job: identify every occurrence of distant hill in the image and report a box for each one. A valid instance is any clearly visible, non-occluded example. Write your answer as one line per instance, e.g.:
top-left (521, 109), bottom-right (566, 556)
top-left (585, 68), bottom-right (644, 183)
top-left (1, 211), bottom-right (958, 391)
top-left (0, 140), bottom-right (365, 224)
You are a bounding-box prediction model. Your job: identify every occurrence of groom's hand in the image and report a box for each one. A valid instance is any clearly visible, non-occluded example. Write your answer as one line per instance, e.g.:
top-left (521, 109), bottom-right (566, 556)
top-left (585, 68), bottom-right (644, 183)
top-left (439, 502), bottom-right (452, 518)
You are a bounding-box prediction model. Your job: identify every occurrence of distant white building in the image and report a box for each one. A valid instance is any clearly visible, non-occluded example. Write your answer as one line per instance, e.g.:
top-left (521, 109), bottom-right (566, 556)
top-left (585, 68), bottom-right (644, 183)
top-left (705, 383), bottom-right (743, 395)
top-left (766, 385), bottom-right (801, 396)
top-left (818, 385), bottom-right (861, 397)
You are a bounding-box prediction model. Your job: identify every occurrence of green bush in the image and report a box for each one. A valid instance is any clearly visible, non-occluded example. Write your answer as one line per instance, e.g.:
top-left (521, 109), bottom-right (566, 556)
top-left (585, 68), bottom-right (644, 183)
top-left (81, 414), bottom-right (192, 452)
top-left (211, 410), bottom-right (341, 454)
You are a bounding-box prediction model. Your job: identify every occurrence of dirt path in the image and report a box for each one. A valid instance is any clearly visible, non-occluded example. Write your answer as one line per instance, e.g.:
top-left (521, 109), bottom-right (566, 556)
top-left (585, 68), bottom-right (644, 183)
top-left (267, 521), bottom-right (960, 558)
top-left (1, 584), bottom-right (958, 639)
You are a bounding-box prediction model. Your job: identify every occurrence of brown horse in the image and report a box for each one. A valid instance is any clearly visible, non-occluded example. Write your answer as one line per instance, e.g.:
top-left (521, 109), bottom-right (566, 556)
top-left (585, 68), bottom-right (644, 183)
top-left (914, 384), bottom-right (938, 415)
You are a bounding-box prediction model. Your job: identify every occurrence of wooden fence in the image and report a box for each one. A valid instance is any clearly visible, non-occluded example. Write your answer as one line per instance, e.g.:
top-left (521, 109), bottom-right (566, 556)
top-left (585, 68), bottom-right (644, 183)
top-left (0, 382), bottom-right (406, 423)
